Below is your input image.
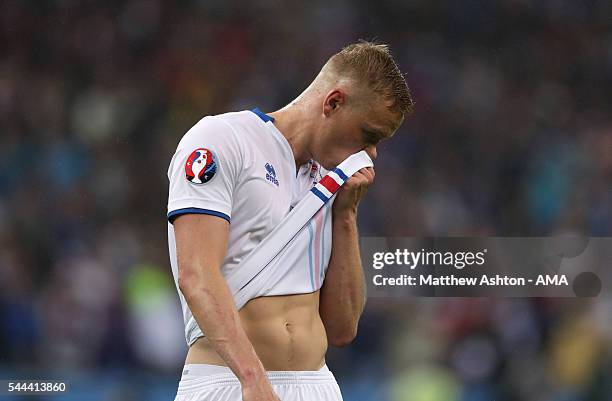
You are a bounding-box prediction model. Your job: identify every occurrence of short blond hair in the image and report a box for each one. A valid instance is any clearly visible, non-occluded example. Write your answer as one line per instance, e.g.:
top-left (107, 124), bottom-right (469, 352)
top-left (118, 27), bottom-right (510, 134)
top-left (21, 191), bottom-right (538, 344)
top-left (328, 41), bottom-right (414, 115)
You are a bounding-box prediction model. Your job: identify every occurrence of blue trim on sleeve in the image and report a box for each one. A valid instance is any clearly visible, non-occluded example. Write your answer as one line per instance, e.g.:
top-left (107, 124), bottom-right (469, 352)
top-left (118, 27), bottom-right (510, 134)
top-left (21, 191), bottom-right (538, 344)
top-left (167, 208), bottom-right (230, 224)
top-left (251, 108), bottom-right (275, 123)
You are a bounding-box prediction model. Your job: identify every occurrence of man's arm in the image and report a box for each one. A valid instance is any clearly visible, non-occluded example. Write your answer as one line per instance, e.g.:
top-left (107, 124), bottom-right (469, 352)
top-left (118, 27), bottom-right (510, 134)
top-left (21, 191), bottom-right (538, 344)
top-left (174, 214), bottom-right (279, 401)
top-left (319, 167), bottom-right (374, 347)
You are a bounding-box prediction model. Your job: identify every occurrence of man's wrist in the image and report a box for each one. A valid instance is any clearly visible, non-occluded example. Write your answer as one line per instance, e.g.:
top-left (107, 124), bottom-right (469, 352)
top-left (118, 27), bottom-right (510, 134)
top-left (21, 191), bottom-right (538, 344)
top-left (332, 208), bottom-right (357, 225)
top-left (237, 365), bottom-right (267, 386)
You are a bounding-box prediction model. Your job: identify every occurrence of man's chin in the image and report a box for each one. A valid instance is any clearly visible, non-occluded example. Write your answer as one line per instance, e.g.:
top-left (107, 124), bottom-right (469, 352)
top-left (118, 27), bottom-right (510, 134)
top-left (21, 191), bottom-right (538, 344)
top-left (316, 153), bottom-right (350, 170)
top-left (319, 158), bottom-right (342, 170)
top-left (312, 155), bottom-right (334, 170)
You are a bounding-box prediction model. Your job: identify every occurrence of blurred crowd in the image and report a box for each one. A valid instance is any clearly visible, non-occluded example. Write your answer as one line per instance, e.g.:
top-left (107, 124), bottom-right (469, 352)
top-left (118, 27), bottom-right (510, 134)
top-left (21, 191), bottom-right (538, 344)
top-left (0, 0), bottom-right (611, 400)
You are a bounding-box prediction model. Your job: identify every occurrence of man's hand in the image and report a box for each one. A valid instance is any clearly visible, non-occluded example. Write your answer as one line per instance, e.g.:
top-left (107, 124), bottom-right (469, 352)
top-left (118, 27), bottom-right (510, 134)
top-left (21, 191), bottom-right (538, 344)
top-left (332, 167), bottom-right (375, 215)
top-left (242, 377), bottom-right (281, 401)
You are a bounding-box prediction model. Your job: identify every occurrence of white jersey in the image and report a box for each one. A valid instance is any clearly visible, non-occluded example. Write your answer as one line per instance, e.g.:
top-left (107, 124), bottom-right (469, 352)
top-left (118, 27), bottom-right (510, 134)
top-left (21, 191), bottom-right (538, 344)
top-left (167, 109), bottom-right (332, 345)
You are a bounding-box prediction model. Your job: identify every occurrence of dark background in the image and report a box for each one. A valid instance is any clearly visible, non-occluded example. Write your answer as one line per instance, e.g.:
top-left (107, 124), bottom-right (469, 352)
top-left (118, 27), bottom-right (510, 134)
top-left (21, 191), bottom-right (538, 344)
top-left (1, 0), bottom-right (611, 400)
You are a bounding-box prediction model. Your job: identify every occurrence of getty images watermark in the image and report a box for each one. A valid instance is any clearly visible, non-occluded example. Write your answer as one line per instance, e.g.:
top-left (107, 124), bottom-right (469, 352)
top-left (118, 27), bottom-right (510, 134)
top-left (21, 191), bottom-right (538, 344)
top-left (360, 235), bottom-right (610, 297)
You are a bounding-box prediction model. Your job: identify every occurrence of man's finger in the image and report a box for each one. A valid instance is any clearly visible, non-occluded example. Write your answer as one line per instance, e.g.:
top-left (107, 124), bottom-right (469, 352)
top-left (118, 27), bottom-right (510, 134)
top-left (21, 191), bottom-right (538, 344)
top-left (358, 167), bottom-right (375, 181)
top-left (356, 169), bottom-right (374, 184)
top-left (350, 172), bottom-right (369, 185)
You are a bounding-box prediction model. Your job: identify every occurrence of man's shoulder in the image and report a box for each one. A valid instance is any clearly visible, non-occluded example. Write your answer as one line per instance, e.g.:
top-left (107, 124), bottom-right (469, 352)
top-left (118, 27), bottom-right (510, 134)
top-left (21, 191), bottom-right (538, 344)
top-left (207, 109), bottom-right (256, 125)
top-left (208, 109), bottom-right (273, 131)
top-left (176, 110), bottom-right (260, 148)
top-left (193, 110), bottom-right (256, 133)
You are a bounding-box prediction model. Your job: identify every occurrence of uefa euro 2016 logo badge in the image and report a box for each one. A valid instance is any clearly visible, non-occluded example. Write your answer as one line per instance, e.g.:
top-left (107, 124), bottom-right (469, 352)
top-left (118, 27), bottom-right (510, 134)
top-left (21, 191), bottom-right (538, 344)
top-left (185, 148), bottom-right (217, 184)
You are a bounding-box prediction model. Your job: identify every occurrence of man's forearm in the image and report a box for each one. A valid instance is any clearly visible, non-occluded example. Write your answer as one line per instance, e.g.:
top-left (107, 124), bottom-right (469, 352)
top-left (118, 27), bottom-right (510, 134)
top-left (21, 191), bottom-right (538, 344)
top-left (319, 210), bottom-right (366, 345)
top-left (180, 268), bottom-right (266, 384)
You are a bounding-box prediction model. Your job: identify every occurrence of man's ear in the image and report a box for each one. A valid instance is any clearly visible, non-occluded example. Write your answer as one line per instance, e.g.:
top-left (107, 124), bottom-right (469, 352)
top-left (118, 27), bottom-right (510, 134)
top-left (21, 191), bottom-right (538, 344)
top-left (323, 90), bottom-right (346, 116)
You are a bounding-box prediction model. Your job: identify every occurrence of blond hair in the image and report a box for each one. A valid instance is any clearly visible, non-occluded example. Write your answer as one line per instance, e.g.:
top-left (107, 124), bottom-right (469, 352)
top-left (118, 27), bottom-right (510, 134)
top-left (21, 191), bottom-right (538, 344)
top-left (327, 41), bottom-right (414, 115)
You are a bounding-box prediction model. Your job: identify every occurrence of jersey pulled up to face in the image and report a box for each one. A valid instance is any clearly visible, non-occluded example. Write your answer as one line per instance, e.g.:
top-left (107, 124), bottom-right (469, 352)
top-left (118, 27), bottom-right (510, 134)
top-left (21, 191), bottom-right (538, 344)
top-left (167, 109), bottom-right (333, 345)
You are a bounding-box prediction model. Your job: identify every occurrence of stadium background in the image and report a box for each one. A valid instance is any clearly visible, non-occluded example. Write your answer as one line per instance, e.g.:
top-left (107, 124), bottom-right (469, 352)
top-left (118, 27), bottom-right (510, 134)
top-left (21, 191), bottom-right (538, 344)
top-left (1, 0), bottom-right (611, 400)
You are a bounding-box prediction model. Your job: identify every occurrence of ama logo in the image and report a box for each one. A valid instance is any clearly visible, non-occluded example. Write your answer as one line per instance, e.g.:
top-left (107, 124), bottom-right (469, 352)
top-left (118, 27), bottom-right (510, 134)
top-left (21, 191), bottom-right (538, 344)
top-left (265, 163), bottom-right (279, 186)
top-left (185, 148), bottom-right (217, 184)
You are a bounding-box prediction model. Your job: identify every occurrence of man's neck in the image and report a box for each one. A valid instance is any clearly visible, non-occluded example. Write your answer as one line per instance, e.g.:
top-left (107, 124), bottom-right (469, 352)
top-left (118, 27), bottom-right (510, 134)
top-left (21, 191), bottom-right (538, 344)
top-left (268, 105), bottom-right (315, 170)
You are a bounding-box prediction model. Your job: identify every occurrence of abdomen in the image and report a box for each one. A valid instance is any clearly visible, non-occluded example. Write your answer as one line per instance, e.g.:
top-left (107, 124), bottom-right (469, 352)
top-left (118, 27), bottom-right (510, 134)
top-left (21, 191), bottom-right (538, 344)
top-left (240, 291), bottom-right (328, 370)
top-left (186, 291), bottom-right (328, 371)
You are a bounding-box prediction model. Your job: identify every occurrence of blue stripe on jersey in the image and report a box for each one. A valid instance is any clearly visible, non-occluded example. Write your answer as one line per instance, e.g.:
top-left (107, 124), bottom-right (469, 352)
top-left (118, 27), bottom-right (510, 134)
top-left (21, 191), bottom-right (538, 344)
top-left (310, 187), bottom-right (328, 203)
top-left (251, 108), bottom-right (275, 123)
top-left (307, 221), bottom-right (315, 291)
top-left (167, 208), bottom-right (230, 224)
top-left (332, 167), bottom-right (349, 182)
top-left (320, 203), bottom-right (331, 283)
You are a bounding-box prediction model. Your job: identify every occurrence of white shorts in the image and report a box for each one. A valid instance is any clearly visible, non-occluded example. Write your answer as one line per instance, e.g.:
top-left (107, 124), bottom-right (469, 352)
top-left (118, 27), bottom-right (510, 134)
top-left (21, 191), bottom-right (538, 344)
top-left (174, 363), bottom-right (344, 401)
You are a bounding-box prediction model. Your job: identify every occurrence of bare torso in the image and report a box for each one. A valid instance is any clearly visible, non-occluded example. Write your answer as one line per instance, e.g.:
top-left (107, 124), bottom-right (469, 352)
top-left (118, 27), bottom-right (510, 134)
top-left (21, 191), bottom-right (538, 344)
top-left (186, 291), bottom-right (328, 371)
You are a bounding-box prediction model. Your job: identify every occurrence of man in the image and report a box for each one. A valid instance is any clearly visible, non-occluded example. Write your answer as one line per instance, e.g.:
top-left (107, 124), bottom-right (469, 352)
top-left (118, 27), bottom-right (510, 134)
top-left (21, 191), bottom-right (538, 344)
top-left (167, 41), bottom-right (413, 401)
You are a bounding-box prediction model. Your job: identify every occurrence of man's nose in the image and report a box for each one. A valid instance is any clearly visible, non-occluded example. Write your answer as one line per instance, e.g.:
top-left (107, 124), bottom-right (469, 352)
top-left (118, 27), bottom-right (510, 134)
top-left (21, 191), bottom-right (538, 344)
top-left (365, 145), bottom-right (377, 161)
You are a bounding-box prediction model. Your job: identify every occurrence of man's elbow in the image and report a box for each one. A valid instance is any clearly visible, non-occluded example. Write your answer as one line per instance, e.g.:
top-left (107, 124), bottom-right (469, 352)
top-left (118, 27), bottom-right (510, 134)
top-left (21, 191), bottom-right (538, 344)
top-left (327, 325), bottom-right (358, 348)
top-left (178, 267), bottom-right (201, 297)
